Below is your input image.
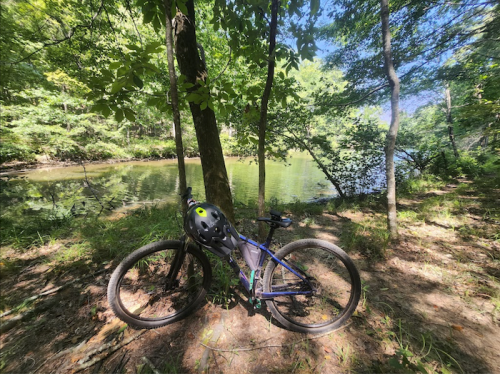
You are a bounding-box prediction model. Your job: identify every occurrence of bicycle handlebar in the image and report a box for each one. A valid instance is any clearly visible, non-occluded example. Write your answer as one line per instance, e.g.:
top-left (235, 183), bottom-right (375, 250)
top-left (182, 187), bottom-right (192, 200)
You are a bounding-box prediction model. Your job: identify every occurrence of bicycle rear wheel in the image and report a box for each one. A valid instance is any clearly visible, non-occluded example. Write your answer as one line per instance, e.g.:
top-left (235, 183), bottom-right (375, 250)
top-left (263, 239), bottom-right (361, 334)
top-left (107, 240), bottom-right (211, 329)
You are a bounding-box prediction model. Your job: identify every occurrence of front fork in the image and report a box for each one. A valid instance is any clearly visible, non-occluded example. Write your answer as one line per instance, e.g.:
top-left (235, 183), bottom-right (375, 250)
top-left (164, 238), bottom-right (190, 291)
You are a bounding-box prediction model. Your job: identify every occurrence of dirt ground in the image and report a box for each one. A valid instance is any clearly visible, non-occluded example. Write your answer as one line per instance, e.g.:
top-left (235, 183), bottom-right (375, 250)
top-left (1, 182), bottom-right (499, 373)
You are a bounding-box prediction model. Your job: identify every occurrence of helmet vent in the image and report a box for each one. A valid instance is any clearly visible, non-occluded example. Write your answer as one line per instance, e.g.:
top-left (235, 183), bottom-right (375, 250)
top-left (201, 221), bottom-right (208, 229)
top-left (211, 211), bottom-right (219, 219)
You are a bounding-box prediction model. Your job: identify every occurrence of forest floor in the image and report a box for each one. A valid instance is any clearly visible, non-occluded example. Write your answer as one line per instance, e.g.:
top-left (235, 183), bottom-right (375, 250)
top-left (1, 178), bottom-right (499, 373)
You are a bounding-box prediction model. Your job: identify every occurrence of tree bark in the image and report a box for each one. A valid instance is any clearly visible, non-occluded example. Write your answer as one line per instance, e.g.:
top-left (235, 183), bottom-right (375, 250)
top-left (174, 0), bottom-right (234, 221)
top-left (62, 85), bottom-right (70, 132)
top-left (257, 0), bottom-right (279, 241)
top-left (164, 0), bottom-right (187, 208)
top-left (280, 127), bottom-right (346, 197)
top-left (445, 83), bottom-right (459, 159)
top-left (380, 0), bottom-right (400, 240)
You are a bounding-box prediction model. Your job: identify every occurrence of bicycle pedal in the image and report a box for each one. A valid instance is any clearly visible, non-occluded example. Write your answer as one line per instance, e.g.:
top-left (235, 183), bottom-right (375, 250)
top-left (249, 297), bottom-right (261, 309)
top-left (255, 299), bottom-right (261, 309)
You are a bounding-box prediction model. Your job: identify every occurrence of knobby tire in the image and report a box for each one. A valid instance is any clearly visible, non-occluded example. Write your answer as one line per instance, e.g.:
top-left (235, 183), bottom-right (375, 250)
top-left (263, 239), bottom-right (361, 334)
top-left (107, 240), bottom-right (211, 329)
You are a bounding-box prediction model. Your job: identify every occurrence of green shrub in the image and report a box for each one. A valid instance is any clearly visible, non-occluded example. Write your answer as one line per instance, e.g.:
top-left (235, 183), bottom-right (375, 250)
top-left (49, 137), bottom-right (86, 160)
top-left (455, 153), bottom-right (482, 178)
top-left (84, 141), bottom-right (118, 160)
top-left (0, 141), bottom-right (35, 163)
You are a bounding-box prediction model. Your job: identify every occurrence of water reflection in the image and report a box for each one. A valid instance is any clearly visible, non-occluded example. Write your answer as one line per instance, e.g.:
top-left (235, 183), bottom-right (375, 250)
top-left (1, 155), bottom-right (337, 219)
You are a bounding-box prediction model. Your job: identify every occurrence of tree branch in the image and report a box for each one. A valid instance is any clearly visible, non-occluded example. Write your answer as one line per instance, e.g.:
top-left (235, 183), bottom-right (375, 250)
top-left (10, 0), bottom-right (105, 64)
top-left (125, 0), bottom-right (143, 46)
top-left (211, 47), bottom-right (232, 84)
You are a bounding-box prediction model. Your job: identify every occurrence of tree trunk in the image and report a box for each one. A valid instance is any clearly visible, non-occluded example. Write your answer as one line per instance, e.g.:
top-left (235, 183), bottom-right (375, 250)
top-left (174, 0), bottom-right (234, 222)
top-left (445, 83), bottom-right (459, 159)
top-left (380, 0), bottom-right (400, 240)
top-left (164, 0), bottom-right (187, 207)
top-left (62, 85), bottom-right (70, 132)
top-left (282, 127), bottom-right (345, 197)
top-left (257, 0), bottom-right (279, 241)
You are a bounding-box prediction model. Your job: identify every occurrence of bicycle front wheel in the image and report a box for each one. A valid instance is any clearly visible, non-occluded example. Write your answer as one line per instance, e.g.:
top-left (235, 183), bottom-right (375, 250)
top-left (107, 240), bottom-right (212, 329)
top-left (263, 239), bottom-right (361, 334)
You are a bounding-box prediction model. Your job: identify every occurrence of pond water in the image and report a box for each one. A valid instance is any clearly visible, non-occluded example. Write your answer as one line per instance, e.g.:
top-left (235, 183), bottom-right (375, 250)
top-left (0, 154), bottom-right (338, 219)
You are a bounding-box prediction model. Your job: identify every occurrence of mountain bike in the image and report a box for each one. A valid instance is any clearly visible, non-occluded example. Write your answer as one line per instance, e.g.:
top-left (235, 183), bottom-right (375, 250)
top-left (107, 187), bottom-right (361, 334)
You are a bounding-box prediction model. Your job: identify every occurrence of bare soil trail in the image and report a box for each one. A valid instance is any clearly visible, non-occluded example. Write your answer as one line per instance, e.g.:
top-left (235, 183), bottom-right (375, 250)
top-left (1, 181), bottom-right (499, 373)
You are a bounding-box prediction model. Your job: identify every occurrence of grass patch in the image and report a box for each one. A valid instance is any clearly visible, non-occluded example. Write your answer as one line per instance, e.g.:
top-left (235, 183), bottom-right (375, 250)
top-left (339, 216), bottom-right (390, 259)
top-left (0, 204), bottom-right (184, 271)
top-left (398, 175), bottom-right (448, 196)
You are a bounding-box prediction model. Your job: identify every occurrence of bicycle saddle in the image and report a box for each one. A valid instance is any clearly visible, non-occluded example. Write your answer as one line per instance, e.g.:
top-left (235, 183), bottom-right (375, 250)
top-left (257, 209), bottom-right (293, 228)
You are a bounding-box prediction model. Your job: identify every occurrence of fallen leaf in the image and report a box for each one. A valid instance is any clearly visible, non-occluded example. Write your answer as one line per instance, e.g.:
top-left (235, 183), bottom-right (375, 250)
top-left (322, 315), bottom-right (328, 320)
top-left (451, 324), bottom-right (463, 332)
top-left (324, 346), bottom-right (331, 353)
top-left (324, 355), bottom-right (331, 360)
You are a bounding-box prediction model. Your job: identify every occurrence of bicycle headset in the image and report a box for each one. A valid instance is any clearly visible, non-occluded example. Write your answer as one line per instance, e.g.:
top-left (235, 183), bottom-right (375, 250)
top-left (184, 202), bottom-right (239, 257)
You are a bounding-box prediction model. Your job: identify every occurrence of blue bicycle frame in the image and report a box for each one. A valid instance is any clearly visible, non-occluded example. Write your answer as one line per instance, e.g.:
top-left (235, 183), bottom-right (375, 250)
top-left (228, 234), bottom-right (316, 300)
top-left (182, 186), bottom-right (315, 303)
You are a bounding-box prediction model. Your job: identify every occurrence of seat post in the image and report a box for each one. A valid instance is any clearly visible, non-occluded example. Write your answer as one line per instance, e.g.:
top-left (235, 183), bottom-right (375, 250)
top-left (264, 225), bottom-right (276, 247)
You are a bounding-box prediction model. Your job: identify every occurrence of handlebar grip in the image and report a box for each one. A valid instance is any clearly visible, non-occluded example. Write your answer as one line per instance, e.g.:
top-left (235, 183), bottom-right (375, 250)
top-left (182, 187), bottom-right (192, 200)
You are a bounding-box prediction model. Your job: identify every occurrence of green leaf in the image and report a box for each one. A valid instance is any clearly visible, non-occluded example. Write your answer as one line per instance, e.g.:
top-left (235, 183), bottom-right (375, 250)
top-left (132, 74), bottom-right (144, 89)
top-left (186, 92), bottom-right (200, 102)
top-left (111, 81), bottom-right (124, 94)
top-left (143, 62), bottom-right (160, 74)
top-left (147, 97), bottom-right (161, 106)
top-left (200, 101), bottom-right (208, 110)
top-left (109, 62), bottom-right (121, 70)
top-left (102, 105), bottom-right (111, 118)
top-left (117, 324), bottom-right (128, 334)
top-left (171, 2), bottom-right (176, 18)
top-left (310, 0), bottom-right (320, 16)
top-left (152, 15), bottom-right (161, 32)
top-left (177, 0), bottom-right (188, 15)
top-left (143, 11), bottom-right (154, 24)
top-left (115, 109), bottom-right (124, 122)
top-left (123, 108), bottom-right (136, 122)
top-left (145, 42), bottom-right (163, 52)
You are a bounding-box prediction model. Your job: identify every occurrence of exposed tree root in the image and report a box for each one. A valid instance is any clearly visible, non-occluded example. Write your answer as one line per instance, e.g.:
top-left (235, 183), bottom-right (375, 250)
top-left (0, 268), bottom-right (107, 319)
top-left (71, 330), bottom-right (146, 373)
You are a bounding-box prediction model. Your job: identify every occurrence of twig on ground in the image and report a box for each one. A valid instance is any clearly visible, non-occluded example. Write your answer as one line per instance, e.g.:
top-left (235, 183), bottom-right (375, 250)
top-left (200, 322), bottom-right (352, 352)
top-left (30, 340), bottom-right (88, 374)
top-left (0, 298), bottom-right (60, 334)
top-left (141, 357), bottom-right (161, 374)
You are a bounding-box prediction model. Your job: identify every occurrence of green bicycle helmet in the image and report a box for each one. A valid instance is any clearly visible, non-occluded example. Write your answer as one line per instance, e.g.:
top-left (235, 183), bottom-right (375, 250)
top-left (184, 203), bottom-right (238, 257)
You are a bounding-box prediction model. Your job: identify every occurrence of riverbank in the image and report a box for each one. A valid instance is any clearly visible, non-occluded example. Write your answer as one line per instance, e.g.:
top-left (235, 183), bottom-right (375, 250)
top-left (0, 155), bottom-right (182, 174)
top-left (1, 176), bottom-right (499, 373)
